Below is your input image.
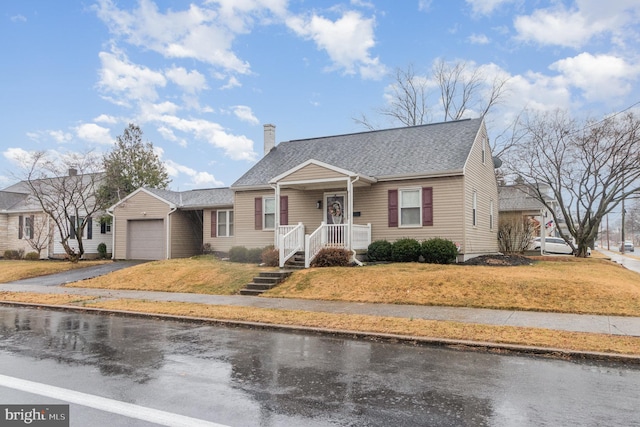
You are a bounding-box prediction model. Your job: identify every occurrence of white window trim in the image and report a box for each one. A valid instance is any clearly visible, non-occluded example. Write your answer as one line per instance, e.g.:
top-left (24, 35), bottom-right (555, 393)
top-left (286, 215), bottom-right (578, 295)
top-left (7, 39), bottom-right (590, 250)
top-left (489, 199), bottom-right (494, 230)
top-left (481, 137), bottom-right (486, 165)
top-left (217, 210), bottom-right (234, 237)
top-left (398, 187), bottom-right (422, 228)
top-left (263, 196), bottom-right (275, 231)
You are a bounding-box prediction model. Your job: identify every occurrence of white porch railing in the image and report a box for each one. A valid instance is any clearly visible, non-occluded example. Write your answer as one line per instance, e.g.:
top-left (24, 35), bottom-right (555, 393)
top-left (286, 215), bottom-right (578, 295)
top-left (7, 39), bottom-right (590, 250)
top-left (352, 223), bottom-right (372, 250)
top-left (303, 222), bottom-right (372, 268)
top-left (278, 222), bottom-right (305, 268)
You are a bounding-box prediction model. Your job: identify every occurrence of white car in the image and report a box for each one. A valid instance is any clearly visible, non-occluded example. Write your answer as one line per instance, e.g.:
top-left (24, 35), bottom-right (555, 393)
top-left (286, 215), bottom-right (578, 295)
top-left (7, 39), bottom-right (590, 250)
top-left (531, 237), bottom-right (591, 256)
top-left (619, 241), bottom-right (635, 252)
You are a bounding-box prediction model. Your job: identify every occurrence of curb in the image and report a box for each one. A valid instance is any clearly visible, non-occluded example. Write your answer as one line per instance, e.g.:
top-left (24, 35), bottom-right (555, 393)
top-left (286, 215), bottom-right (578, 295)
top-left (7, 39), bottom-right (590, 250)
top-left (3, 301), bottom-right (640, 365)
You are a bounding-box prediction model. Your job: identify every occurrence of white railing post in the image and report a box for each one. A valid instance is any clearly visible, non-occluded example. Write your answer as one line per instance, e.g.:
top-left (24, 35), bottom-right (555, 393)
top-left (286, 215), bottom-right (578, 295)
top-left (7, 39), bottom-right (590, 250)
top-left (304, 234), bottom-right (311, 268)
top-left (279, 233), bottom-right (285, 268)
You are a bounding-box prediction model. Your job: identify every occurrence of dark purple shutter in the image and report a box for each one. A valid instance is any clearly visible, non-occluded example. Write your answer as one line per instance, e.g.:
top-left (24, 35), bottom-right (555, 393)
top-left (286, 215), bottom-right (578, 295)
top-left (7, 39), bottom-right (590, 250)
top-left (18, 215), bottom-right (23, 239)
top-left (70, 216), bottom-right (76, 238)
top-left (87, 217), bottom-right (93, 240)
top-left (254, 198), bottom-right (262, 230)
top-left (388, 189), bottom-right (398, 227)
top-left (101, 221), bottom-right (106, 234)
top-left (422, 187), bottom-right (433, 226)
top-left (211, 211), bottom-right (217, 238)
top-left (280, 196), bottom-right (288, 226)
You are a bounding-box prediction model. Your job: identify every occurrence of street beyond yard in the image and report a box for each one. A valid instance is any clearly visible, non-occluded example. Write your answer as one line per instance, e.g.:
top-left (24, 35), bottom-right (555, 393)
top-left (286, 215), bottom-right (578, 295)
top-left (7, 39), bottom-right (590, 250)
top-left (1, 255), bottom-right (639, 356)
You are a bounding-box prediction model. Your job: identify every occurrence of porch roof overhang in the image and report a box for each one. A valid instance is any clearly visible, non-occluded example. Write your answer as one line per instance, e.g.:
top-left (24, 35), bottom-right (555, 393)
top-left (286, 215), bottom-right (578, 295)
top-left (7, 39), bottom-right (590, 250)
top-left (268, 159), bottom-right (377, 190)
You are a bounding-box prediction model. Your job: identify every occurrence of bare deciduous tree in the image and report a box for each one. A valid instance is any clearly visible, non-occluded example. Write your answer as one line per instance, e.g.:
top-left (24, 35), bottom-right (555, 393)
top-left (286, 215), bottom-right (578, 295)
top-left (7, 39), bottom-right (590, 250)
top-left (24, 214), bottom-right (51, 257)
top-left (354, 60), bottom-right (512, 156)
top-left (22, 151), bottom-right (107, 262)
top-left (507, 110), bottom-right (640, 257)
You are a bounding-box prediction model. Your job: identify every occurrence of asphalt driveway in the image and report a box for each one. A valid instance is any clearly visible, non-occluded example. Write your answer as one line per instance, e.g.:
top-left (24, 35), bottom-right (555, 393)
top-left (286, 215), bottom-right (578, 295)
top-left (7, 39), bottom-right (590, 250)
top-left (1, 260), bottom-right (146, 287)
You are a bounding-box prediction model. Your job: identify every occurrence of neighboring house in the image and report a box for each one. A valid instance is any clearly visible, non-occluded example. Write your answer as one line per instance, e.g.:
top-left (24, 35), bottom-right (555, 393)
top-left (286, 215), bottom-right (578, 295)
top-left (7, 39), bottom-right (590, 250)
top-left (108, 187), bottom-right (234, 260)
top-left (0, 171), bottom-right (112, 259)
top-left (498, 183), bottom-right (559, 238)
top-left (111, 118), bottom-right (500, 264)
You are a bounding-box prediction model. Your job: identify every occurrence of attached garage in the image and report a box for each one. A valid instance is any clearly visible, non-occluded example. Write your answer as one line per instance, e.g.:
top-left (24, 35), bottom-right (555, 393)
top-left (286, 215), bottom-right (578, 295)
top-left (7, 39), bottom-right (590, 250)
top-left (127, 219), bottom-right (165, 260)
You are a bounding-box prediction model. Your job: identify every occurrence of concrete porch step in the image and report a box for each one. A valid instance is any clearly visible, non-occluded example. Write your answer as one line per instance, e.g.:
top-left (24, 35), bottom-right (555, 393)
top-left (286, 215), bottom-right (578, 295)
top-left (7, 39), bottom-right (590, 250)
top-left (239, 270), bottom-right (293, 296)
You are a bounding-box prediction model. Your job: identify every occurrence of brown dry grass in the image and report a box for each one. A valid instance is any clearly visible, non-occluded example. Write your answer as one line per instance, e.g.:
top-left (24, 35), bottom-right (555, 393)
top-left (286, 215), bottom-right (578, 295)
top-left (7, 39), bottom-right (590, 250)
top-left (266, 257), bottom-right (640, 316)
top-left (66, 255), bottom-right (273, 294)
top-left (79, 299), bottom-right (640, 355)
top-left (0, 292), bottom-right (97, 305)
top-left (0, 260), bottom-right (110, 283)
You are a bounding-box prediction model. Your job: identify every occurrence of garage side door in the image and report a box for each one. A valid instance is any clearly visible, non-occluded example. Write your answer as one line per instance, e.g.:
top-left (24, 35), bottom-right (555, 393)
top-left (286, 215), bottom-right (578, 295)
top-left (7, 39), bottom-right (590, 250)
top-left (127, 219), bottom-right (165, 260)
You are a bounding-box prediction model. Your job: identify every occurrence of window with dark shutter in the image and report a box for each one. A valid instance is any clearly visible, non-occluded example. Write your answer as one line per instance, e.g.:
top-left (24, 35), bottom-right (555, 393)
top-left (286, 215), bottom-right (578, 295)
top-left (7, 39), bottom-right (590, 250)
top-left (280, 195), bottom-right (288, 226)
top-left (101, 221), bottom-right (106, 234)
top-left (211, 210), bottom-right (217, 238)
top-left (388, 189), bottom-right (398, 227)
top-left (254, 198), bottom-right (262, 230)
top-left (18, 215), bottom-right (23, 239)
top-left (29, 215), bottom-right (35, 239)
top-left (70, 216), bottom-right (76, 238)
top-left (422, 187), bottom-right (433, 226)
top-left (87, 217), bottom-right (93, 240)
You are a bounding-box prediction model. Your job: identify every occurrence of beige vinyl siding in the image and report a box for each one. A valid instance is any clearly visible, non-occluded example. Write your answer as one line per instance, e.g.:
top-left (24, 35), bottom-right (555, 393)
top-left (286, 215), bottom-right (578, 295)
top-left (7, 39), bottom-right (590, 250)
top-left (234, 190), bottom-right (277, 248)
top-left (169, 210), bottom-right (202, 258)
top-left (203, 208), bottom-right (236, 252)
top-left (353, 177), bottom-right (465, 245)
top-left (113, 191), bottom-right (172, 259)
top-left (0, 214), bottom-right (7, 253)
top-left (461, 125), bottom-right (499, 257)
top-left (2, 213), bottom-right (50, 258)
top-left (280, 164), bottom-right (347, 182)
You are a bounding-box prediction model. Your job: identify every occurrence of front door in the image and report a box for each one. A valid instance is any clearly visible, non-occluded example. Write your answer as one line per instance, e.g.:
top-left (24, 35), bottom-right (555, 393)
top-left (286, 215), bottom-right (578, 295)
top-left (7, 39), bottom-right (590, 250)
top-left (325, 193), bottom-right (346, 246)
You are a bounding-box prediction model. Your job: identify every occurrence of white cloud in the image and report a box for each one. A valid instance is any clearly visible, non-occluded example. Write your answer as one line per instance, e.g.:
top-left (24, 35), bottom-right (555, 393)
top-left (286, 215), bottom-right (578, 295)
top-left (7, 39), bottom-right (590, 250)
top-left (550, 52), bottom-right (638, 102)
top-left (468, 33), bottom-right (490, 45)
top-left (418, 0), bottom-right (432, 12)
top-left (232, 105), bottom-right (259, 124)
top-left (98, 49), bottom-right (167, 102)
top-left (220, 76), bottom-right (242, 90)
top-left (165, 66), bottom-right (208, 93)
top-left (286, 10), bottom-right (387, 79)
top-left (465, 0), bottom-right (514, 16)
top-left (75, 123), bottom-right (113, 145)
top-left (514, 1), bottom-right (640, 48)
top-left (94, 0), bottom-right (251, 74)
top-left (11, 15), bottom-right (27, 23)
top-left (164, 159), bottom-right (224, 187)
top-left (155, 115), bottom-right (257, 161)
top-left (48, 130), bottom-right (73, 143)
top-left (93, 114), bottom-right (118, 124)
top-left (3, 147), bottom-right (32, 167)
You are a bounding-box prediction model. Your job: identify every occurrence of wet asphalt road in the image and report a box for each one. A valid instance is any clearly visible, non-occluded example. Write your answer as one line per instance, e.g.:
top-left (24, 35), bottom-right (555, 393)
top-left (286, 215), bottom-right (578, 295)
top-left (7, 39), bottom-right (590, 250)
top-left (0, 307), bottom-right (639, 427)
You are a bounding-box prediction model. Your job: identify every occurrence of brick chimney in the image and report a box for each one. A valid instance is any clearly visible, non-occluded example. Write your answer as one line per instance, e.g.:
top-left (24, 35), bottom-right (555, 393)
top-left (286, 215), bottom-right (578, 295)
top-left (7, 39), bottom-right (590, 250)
top-left (68, 167), bottom-right (78, 176)
top-left (263, 124), bottom-right (275, 155)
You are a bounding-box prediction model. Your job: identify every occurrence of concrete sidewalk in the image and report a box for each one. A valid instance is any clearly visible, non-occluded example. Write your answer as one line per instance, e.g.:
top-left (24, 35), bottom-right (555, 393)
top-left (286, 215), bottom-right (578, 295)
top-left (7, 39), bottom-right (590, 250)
top-left (2, 281), bottom-right (639, 338)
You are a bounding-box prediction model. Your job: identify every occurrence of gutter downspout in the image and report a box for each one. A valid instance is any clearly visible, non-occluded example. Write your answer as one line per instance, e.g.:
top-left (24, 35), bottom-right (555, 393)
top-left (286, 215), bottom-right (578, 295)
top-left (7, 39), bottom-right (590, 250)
top-left (106, 208), bottom-right (115, 260)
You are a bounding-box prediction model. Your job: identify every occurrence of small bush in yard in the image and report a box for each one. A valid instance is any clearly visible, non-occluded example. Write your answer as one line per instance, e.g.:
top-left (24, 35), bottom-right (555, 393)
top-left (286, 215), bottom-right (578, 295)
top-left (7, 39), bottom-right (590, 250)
top-left (311, 248), bottom-right (351, 267)
top-left (246, 247), bottom-right (263, 264)
top-left (97, 243), bottom-right (108, 259)
top-left (367, 240), bottom-right (392, 262)
top-left (391, 238), bottom-right (421, 262)
top-left (4, 250), bottom-right (24, 260)
top-left (229, 246), bottom-right (248, 263)
top-left (421, 238), bottom-right (459, 264)
top-left (24, 252), bottom-right (40, 261)
top-left (261, 246), bottom-right (279, 267)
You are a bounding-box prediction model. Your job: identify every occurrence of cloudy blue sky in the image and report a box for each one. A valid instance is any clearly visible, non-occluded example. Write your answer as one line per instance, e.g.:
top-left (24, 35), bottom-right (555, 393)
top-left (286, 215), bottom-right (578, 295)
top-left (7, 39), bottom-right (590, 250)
top-left (2, 0), bottom-right (639, 190)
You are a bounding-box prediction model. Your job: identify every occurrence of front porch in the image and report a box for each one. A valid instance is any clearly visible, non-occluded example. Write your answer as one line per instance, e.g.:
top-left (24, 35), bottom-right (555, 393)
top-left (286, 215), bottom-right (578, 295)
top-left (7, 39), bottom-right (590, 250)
top-left (277, 222), bottom-right (372, 268)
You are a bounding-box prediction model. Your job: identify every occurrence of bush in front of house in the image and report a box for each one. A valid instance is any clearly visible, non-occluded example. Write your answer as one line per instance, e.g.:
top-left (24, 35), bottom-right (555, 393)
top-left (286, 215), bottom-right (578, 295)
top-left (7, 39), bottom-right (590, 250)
top-left (24, 252), bottom-right (40, 261)
top-left (261, 246), bottom-right (279, 267)
top-left (97, 243), bottom-right (108, 259)
top-left (229, 246), bottom-right (248, 263)
top-left (367, 240), bottom-right (392, 262)
top-left (421, 238), bottom-right (459, 264)
top-left (247, 247), bottom-right (263, 264)
top-left (391, 238), bottom-right (421, 262)
top-left (3, 250), bottom-right (24, 260)
top-left (310, 248), bottom-right (352, 267)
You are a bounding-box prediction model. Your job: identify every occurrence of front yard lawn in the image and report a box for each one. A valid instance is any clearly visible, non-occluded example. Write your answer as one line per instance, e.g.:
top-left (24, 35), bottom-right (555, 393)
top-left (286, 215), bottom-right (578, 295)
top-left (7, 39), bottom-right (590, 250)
top-left (0, 259), bottom-right (110, 283)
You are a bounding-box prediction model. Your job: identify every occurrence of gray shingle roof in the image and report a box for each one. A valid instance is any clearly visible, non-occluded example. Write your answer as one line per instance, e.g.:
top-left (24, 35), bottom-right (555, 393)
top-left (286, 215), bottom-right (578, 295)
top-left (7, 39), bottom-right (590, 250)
top-left (498, 185), bottom-right (546, 211)
top-left (0, 191), bottom-right (29, 211)
top-left (232, 118), bottom-right (483, 188)
top-left (145, 187), bottom-right (233, 208)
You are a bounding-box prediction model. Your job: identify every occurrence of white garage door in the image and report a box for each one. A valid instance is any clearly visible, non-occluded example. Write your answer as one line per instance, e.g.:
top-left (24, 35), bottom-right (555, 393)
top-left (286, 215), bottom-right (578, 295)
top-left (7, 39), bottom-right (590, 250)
top-left (127, 219), bottom-right (165, 260)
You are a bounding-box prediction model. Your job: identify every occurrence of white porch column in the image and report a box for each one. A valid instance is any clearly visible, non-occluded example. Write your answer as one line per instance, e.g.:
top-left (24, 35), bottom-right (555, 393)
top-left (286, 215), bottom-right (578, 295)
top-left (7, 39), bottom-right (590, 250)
top-left (347, 177), bottom-right (353, 250)
top-left (274, 183), bottom-right (280, 248)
